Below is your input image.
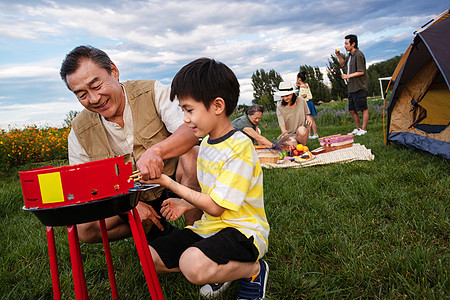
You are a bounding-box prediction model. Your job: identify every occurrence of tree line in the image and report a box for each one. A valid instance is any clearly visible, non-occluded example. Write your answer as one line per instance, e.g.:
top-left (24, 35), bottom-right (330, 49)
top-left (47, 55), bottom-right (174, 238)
top-left (251, 54), bottom-right (401, 110)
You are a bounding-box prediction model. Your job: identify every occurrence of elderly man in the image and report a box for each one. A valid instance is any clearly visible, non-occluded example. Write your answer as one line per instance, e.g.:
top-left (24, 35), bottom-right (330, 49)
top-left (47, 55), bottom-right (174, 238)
top-left (231, 104), bottom-right (273, 147)
top-left (60, 45), bottom-right (201, 243)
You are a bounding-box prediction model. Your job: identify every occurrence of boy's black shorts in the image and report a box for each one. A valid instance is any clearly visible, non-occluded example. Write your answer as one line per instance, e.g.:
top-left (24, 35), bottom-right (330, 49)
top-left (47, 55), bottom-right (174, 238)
top-left (150, 227), bottom-right (259, 269)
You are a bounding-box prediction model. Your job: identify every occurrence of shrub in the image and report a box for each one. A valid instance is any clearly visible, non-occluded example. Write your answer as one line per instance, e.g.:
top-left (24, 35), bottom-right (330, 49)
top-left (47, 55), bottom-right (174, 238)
top-left (314, 98), bottom-right (384, 126)
top-left (0, 125), bottom-right (70, 169)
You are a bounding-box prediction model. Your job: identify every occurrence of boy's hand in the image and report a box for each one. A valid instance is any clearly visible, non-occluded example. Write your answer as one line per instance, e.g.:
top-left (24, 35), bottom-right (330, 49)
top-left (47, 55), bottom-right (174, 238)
top-left (161, 198), bottom-right (195, 222)
top-left (142, 173), bottom-right (171, 187)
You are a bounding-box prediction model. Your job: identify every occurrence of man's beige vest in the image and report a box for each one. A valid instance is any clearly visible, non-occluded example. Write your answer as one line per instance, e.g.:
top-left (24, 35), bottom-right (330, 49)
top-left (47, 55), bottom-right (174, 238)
top-left (71, 80), bottom-right (177, 201)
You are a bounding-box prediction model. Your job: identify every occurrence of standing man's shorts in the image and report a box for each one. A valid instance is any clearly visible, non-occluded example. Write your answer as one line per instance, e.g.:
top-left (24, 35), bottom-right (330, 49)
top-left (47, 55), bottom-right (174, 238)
top-left (348, 89), bottom-right (368, 112)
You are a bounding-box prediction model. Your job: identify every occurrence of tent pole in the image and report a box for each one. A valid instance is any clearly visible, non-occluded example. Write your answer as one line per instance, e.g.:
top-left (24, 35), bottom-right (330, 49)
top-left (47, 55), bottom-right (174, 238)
top-left (413, 9), bottom-right (449, 34)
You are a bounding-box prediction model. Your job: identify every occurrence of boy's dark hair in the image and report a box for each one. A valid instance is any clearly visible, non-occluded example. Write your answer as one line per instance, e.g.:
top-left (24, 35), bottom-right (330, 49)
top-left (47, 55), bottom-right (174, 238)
top-left (60, 45), bottom-right (112, 86)
top-left (345, 34), bottom-right (358, 48)
top-left (170, 58), bottom-right (240, 116)
top-left (281, 93), bottom-right (298, 107)
top-left (297, 71), bottom-right (307, 82)
top-left (246, 104), bottom-right (264, 116)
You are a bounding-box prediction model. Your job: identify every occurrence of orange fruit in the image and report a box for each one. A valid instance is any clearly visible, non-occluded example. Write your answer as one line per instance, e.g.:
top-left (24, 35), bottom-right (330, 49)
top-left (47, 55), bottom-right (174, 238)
top-left (303, 146), bottom-right (309, 152)
top-left (295, 144), bottom-right (303, 151)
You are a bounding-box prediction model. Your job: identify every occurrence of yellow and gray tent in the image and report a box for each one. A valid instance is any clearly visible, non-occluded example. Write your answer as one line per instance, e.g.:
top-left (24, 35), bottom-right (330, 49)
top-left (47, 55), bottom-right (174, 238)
top-left (387, 9), bottom-right (449, 159)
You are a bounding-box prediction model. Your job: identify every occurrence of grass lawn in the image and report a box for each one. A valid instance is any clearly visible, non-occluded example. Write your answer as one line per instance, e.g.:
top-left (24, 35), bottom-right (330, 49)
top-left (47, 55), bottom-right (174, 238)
top-left (0, 111), bottom-right (448, 299)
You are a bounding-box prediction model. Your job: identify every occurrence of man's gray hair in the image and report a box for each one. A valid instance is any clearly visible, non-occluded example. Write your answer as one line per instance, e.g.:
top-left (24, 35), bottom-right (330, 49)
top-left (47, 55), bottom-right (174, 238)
top-left (246, 104), bottom-right (264, 116)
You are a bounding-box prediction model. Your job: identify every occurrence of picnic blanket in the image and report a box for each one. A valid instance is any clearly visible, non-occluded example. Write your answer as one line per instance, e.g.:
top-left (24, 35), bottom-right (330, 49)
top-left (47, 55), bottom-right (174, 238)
top-left (257, 143), bottom-right (374, 169)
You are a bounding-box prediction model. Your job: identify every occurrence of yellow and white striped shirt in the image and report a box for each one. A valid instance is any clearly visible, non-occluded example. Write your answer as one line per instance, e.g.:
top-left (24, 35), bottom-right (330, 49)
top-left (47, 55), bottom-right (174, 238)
top-left (188, 129), bottom-right (269, 258)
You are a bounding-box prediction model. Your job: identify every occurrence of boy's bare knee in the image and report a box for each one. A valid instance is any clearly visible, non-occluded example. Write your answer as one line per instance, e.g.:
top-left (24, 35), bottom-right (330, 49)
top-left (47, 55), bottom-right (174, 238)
top-left (179, 247), bottom-right (212, 284)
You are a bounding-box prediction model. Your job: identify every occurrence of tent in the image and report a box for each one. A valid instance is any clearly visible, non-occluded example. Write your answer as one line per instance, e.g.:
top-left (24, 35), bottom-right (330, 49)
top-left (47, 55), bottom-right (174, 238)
top-left (386, 9), bottom-right (450, 159)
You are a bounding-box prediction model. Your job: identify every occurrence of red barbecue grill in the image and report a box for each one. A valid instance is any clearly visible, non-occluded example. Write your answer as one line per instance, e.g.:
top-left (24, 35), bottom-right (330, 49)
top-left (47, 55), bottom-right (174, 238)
top-left (19, 156), bottom-right (164, 300)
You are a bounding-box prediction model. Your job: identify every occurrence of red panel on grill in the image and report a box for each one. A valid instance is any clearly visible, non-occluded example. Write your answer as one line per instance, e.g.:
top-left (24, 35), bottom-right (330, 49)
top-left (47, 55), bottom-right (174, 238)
top-left (19, 157), bottom-right (134, 209)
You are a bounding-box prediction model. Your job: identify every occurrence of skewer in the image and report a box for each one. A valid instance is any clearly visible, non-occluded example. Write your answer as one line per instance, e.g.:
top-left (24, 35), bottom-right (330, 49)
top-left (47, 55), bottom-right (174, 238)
top-left (129, 170), bottom-right (142, 182)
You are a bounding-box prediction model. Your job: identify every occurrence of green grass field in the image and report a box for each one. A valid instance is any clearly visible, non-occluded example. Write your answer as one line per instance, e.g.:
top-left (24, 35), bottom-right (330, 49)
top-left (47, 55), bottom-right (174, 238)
top-left (0, 101), bottom-right (448, 299)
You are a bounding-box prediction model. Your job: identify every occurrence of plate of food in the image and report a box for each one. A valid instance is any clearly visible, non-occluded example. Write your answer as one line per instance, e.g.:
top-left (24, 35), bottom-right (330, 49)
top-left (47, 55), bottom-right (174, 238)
top-left (277, 146), bottom-right (315, 163)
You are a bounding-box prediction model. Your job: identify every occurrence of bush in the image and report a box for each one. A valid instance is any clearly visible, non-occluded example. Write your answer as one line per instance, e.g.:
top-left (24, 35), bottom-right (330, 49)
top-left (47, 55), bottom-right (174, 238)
top-left (314, 98), bottom-right (384, 127)
top-left (0, 99), bottom-right (386, 170)
top-left (0, 125), bottom-right (70, 169)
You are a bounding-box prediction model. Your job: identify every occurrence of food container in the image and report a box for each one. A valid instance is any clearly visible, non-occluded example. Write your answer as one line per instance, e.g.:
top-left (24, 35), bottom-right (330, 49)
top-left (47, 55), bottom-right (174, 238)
top-left (313, 134), bottom-right (354, 154)
top-left (256, 149), bottom-right (280, 164)
top-left (19, 157), bottom-right (158, 226)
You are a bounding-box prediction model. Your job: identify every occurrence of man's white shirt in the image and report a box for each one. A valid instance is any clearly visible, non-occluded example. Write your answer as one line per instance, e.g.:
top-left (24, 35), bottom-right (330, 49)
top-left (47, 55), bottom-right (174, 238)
top-left (68, 81), bottom-right (184, 165)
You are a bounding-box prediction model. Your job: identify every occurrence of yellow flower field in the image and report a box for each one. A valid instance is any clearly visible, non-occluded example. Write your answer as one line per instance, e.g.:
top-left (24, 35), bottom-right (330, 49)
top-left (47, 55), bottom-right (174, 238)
top-left (0, 125), bottom-right (70, 169)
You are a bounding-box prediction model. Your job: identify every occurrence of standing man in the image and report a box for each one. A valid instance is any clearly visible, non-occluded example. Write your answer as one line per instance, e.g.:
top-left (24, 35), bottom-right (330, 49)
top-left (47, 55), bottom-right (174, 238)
top-left (60, 45), bottom-right (202, 244)
top-left (336, 34), bottom-right (369, 136)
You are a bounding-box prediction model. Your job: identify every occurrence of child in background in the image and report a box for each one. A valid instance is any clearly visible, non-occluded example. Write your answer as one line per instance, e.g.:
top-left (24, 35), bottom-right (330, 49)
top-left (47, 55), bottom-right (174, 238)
top-left (297, 71), bottom-right (319, 139)
top-left (146, 58), bottom-right (270, 299)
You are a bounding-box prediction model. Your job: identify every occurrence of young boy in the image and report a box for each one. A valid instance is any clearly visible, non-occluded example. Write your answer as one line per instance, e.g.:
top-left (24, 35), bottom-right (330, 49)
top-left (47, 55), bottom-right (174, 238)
top-left (146, 58), bottom-right (270, 299)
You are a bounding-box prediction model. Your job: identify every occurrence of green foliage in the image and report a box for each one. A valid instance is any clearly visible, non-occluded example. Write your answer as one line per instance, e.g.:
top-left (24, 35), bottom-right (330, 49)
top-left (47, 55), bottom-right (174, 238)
top-left (327, 54), bottom-right (348, 100)
top-left (0, 110), bottom-right (80, 170)
top-left (236, 104), bottom-right (249, 114)
top-left (258, 94), bottom-right (272, 110)
top-left (251, 69), bottom-right (283, 111)
top-left (0, 125), bottom-right (70, 169)
top-left (367, 55), bottom-right (401, 97)
top-left (63, 110), bottom-right (80, 127)
top-left (314, 98), bottom-right (384, 127)
top-left (299, 65), bottom-right (331, 103)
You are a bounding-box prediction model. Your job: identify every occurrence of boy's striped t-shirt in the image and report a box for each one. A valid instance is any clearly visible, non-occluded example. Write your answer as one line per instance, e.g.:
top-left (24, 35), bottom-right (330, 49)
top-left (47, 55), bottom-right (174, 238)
top-left (188, 129), bottom-right (269, 258)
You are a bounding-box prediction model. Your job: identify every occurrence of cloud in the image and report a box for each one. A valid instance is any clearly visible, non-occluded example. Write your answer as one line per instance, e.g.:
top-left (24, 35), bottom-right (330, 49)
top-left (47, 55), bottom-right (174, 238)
top-left (0, 0), bottom-right (448, 128)
top-left (0, 100), bottom-right (84, 128)
top-left (0, 64), bottom-right (59, 80)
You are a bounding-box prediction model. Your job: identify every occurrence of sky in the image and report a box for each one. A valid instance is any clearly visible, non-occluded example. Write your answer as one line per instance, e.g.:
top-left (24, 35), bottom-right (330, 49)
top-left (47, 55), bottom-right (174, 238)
top-left (0, 0), bottom-right (447, 129)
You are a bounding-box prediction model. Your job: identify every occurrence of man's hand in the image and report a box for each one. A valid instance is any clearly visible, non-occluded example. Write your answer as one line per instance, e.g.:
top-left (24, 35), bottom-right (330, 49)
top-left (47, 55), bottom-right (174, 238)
top-left (161, 198), bottom-right (196, 222)
top-left (242, 127), bottom-right (273, 147)
top-left (136, 149), bottom-right (164, 180)
top-left (342, 71), bottom-right (364, 80)
top-left (335, 49), bottom-right (345, 68)
top-left (135, 201), bottom-right (164, 233)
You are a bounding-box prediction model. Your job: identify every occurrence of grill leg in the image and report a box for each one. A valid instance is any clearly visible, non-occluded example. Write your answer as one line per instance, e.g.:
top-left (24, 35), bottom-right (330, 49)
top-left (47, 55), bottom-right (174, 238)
top-left (128, 209), bottom-right (164, 299)
top-left (46, 226), bottom-right (61, 300)
top-left (99, 219), bottom-right (118, 300)
top-left (67, 225), bottom-right (88, 300)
